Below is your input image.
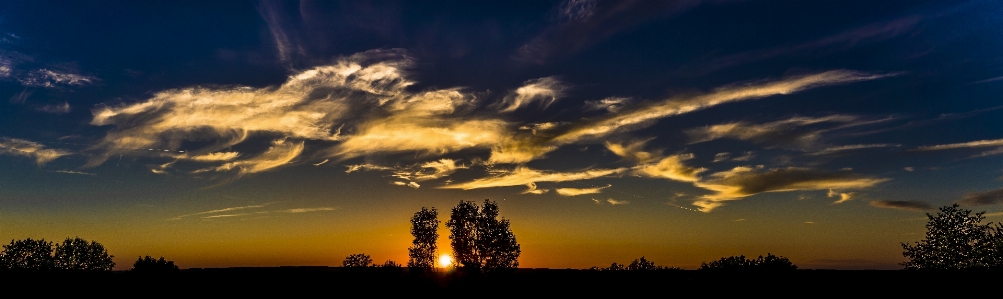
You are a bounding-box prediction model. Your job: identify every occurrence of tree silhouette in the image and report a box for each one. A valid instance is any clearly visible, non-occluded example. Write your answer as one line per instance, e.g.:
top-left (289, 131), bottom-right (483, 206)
top-left (447, 201), bottom-right (480, 269)
top-left (132, 255), bottom-right (179, 273)
top-left (0, 238), bottom-right (54, 270)
top-left (445, 199), bottom-right (521, 271)
top-left (407, 207), bottom-right (439, 270)
top-left (53, 237), bottom-right (115, 271)
top-left (626, 256), bottom-right (657, 270)
top-left (593, 257), bottom-right (680, 271)
top-left (901, 204), bottom-right (1003, 269)
top-left (343, 253), bottom-right (372, 268)
top-left (699, 253), bottom-right (797, 270)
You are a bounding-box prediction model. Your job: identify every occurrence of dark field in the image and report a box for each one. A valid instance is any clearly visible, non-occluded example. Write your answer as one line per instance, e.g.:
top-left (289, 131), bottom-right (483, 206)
top-left (6, 267), bottom-right (997, 295)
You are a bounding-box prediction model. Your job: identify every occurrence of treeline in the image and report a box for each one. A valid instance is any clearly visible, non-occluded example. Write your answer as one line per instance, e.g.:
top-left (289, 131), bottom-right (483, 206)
top-left (0, 237), bottom-right (178, 273)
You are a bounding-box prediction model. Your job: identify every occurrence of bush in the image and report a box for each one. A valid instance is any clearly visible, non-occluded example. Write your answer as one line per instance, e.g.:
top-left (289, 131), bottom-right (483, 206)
top-left (699, 253), bottom-right (797, 270)
top-left (343, 253), bottom-right (372, 268)
top-left (132, 255), bottom-right (180, 273)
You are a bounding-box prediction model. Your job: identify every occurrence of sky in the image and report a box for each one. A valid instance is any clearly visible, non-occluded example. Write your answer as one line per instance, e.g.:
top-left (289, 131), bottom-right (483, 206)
top-left (1, 0), bottom-right (1002, 270)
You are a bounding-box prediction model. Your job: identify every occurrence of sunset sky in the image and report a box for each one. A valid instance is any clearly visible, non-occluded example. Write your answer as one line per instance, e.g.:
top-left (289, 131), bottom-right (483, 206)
top-left (2, 0), bottom-right (1003, 270)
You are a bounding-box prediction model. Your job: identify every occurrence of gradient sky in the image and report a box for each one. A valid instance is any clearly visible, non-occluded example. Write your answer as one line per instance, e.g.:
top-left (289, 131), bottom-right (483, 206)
top-left (2, 0), bottom-right (1003, 270)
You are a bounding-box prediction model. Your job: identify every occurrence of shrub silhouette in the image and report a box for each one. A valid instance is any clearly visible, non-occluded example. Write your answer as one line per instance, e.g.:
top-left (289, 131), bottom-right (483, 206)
top-left (343, 253), bottom-right (372, 268)
top-left (592, 256), bottom-right (681, 271)
top-left (699, 253), bottom-right (797, 270)
top-left (132, 255), bottom-right (179, 273)
top-left (901, 204), bottom-right (1003, 269)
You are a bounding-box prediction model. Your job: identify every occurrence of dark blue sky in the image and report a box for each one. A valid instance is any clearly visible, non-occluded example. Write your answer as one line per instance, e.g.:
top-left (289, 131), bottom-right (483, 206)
top-left (1, 0), bottom-right (1002, 270)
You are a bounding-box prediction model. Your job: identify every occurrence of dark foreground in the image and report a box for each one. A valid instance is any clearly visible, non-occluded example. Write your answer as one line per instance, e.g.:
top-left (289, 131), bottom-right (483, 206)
top-left (5, 267), bottom-right (998, 295)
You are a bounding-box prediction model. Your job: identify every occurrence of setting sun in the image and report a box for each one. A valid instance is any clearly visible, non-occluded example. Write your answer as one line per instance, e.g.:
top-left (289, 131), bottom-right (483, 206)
top-left (438, 254), bottom-right (453, 268)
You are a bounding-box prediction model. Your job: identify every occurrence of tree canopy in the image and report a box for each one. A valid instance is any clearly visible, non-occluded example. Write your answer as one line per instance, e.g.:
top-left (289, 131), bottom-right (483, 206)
top-left (0, 238), bottom-right (55, 270)
top-left (407, 207), bottom-right (439, 270)
top-left (901, 204), bottom-right (1003, 270)
top-left (1, 237), bottom-right (114, 271)
top-left (445, 199), bottom-right (520, 271)
top-left (53, 237), bottom-right (115, 271)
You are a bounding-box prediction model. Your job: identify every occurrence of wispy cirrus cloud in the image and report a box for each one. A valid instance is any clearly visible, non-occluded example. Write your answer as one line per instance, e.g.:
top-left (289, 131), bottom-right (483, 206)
top-left (552, 71), bottom-right (895, 148)
top-left (0, 137), bottom-right (71, 165)
top-left (914, 139), bottom-right (1003, 158)
top-left (869, 200), bottom-right (934, 211)
top-left (440, 166), bottom-right (629, 190)
top-left (515, 0), bottom-right (701, 64)
top-left (171, 202), bottom-right (337, 220)
top-left (495, 77), bottom-right (567, 113)
top-left (958, 188), bottom-right (1003, 206)
top-left (703, 16), bottom-right (921, 73)
top-left (691, 166), bottom-right (888, 212)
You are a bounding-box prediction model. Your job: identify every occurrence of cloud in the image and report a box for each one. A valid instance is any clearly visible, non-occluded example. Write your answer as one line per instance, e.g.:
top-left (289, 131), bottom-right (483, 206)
top-left (441, 166), bottom-right (629, 190)
top-left (686, 115), bottom-right (859, 149)
top-left (713, 152), bottom-right (731, 163)
top-left (555, 184), bottom-right (610, 196)
top-left (515, 0), bottom-right (700, 64)
top-left (971, 75), bottom-right (1003, 84)
top-left (828, 189), bottom-right (855, 204)
top-left (170, 203), bottom-right (275, 220)
top-left (904, 167), bottom-right (914, 172)
top-left (606, 198), bottom-right (629, 205)
top-left (605, 140), bottom-right (658, 163)
top-left (188, 152), bottom-right (241, 162)
top-left (0, 137), bottom-right (71, 165)
top-left (705, 16), bottom-right (920, 72)
top-left (281, 207), bottom-right (338, 213)
top-left (49, 170), bottom-right (96, 176)
top-left (691, 166), bottom-right (888, 212)
top-left (584, 97), bottom-right (630, 113)
top-left (958, 188), bottom-right (1003, 206)
top-left (559, 0), bottom-right (598, 21)
top-left (522, 182), bottom-right (549, 194)
top-left (810, 144), bottom-right (900, 155)
top-left (869, 200), bottom-right (934, 212)
top-left (209, 139), bottom-right (304, 174)
top-left (634, 154), bottom-right (706, 183)
top-left (89, 49), bottom-right (430, 173)
top-left (19, 69), bottom-right (96, 87)
top-left (553, 71), bottom-right (894, 147)
top-left (496, 77), bottom-right (567, 113)
top-left (914, 139), bottom-right (1003, 154)
top-left (731, 151), bottom-right (755, 161)
top-left (36, 102), bottom-right (71, 114)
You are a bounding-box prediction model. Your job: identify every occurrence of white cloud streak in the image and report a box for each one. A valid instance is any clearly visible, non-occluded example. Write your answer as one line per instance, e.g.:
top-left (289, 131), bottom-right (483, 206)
top-left (555, 184), bottom-right (610, 196)
top-left (0, 137), bottom-right (71, 165)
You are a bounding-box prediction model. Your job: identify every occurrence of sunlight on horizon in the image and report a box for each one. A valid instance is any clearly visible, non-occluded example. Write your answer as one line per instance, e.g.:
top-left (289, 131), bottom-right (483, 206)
top-left (438, 254), bottom-right (453, 268)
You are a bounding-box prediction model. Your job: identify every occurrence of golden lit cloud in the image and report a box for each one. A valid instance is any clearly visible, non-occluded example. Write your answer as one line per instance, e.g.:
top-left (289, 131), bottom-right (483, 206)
top-left (915, 139), bottom-right (1003, 151)
top-left (496, 77), bottom-right (567, 112)
top-left (441, 166), bottom-right (629, 190)
top-left (555, 184), bottom-right (610, 196)
top-left (211, 140), bottom-right (304, 174)
top-left (634, 154), bottom-right (706, 183)
top-left (553, 71), bottom-right (893, 146)
top-left (828, 189), bottom-right (856, 204)
top-left (0, 137), bottom-right (71, 165)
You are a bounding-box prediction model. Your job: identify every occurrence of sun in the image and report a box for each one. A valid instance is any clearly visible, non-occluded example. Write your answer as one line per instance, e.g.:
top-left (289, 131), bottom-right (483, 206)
top-left (438, 254), bottom-right (453, 268)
